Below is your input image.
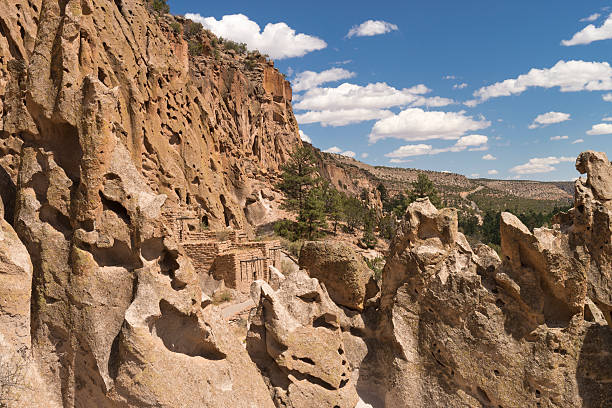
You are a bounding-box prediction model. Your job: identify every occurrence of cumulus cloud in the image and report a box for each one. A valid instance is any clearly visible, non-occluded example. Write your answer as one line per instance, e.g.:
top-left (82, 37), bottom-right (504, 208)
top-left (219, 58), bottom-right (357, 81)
top-left (604, 93), bottom-right (612, 101)
top-left (471, 173), bottom-right (480, 177)
top-left (472, 60), bottom-right (612, 103)
top-left (528, 112), bottom-right (571, 129)
top-left (443, 75), bottom-right (457, 80)
top-left (324, 146), bottom-right (356, 157)
top-left (510, 157), bottom-right (574, 174)
top-left (292, 68), bottom-right (356, 92)
top-left (586, 123), bottom-right (612, 135)
top-left (453, 83), bottom-right (468, 90)
top-left (185, 13), bottom-right (326, 59)
top-left (324, 146), bottom-right (342, 154)
top-left (550, 135), bottom-right (569, 140)
top-left (389, 158), bottom-right (412, 164)
top-left (603, 116), bottom-right (612, 121)
top-left (384, 135), bottom-right (488, 158)
top-left (482, 154), bottom-right (497, 160)
top-left (488, 169), bottom-right (499, 175)
top-left (360, 153), bottom-right (369, 159)
top-left (370, 109), bottom-right (490, 143)
top-left (299, 130), bottom-right (311, 143)
top-left (295, 108), bottom-right (393, 127)
top-left (295, 82), bottom-right (432, 111)
top-left (347, 20), bottom-right (398, 38)
top-left (294, 82), bottom-right (453, 126)
top-left (580, 13), bottom-right (601, 22)
top-left (572, 138), bottom-right (584, 144)
top-left (562, 13), bottom-right (612, 46)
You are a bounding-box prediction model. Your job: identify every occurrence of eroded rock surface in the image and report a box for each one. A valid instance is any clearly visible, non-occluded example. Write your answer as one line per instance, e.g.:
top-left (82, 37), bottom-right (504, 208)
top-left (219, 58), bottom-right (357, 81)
top-left (356, 178), bottom-right (612, 407)
top-left (0, 0), bottom-right (295, 406)
top-left (299, 241), bottom-right (374, 311)
top-left (247, 272), bottom-right (359, 408)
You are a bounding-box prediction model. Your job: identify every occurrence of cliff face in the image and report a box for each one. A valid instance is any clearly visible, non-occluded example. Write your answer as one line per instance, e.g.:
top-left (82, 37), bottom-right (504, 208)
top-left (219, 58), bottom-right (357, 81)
top-left (0, 0), bottom-right (298, 406)
top-left (0, 0), bottom-right (299, 233)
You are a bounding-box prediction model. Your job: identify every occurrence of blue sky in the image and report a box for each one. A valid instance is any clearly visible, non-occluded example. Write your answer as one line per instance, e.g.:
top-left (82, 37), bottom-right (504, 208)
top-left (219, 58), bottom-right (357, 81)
top-left (168, 0), bottom-right (612, 181)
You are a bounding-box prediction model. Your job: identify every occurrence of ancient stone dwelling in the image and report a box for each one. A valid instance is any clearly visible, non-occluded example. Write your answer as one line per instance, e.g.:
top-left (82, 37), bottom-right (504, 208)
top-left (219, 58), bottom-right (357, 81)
top-left (164, 208), bottom-right (281, 292)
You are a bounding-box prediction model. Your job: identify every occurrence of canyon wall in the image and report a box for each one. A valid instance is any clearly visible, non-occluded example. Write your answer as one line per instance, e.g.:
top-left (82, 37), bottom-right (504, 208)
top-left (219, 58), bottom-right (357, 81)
top-left (0, 0), bottom-right (299, 406)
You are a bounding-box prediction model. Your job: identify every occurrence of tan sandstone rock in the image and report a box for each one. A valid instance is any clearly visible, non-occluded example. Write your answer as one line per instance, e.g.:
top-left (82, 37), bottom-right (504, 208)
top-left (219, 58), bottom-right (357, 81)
top-left (247, 272), bottom-right (359, 408)
top-left (299, 241), bottom-right (374, 311)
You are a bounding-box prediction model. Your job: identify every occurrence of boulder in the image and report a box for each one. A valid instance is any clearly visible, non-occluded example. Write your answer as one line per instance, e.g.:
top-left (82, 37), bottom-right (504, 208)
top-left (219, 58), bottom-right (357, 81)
top-left (299, 241), bottom-right (373, 310)
top-left (247, 271), bottom-right (359, 408)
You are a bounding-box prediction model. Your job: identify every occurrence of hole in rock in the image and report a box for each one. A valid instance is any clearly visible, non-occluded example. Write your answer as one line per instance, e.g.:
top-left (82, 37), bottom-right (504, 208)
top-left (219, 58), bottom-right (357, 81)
top-left (312, 315), bottom-right (336, 330)
top-left (292, 356), bottom-right (315, 365)
top-left (152, 300), bottom-right (226, 360)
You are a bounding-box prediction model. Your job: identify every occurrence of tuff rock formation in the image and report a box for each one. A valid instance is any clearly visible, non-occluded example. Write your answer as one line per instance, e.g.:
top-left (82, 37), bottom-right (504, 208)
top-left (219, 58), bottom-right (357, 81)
top-left (246, 272), bottom-right (362, 408)
top-left (353, 154), bottom-right (612, 407)
top-left (0, 0), bottom-right (610, 407)
top-left (299, 241), bottom-right (375, 311)
top-left (0, 0), bottom-right (298, 406)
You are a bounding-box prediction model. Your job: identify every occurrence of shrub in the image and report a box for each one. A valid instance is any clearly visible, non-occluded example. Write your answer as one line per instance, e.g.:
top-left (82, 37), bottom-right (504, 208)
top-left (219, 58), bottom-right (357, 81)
top-left (184, 21), bottom-right (203, 39)
top-left (212, 290), bottom-right (232, 304)
top-left (170, 21), bottom-right (181, 34)
top-left (0, 347), bottom-right (27, 407)
top-left (188, 39), bottom-right (204, 56)
top-left (148, 0), bottom-right (169, 14)
top-left (365, 257), bottom-right (385, 281)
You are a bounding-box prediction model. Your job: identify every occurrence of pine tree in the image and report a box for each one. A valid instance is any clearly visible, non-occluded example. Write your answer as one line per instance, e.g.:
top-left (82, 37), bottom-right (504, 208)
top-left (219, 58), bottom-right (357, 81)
top-left (408, 173), bottom-right (442, 208)
top-left (298, 187), bottom-right (327, 240)
top-left (277, 146), bottom-right (320, 213)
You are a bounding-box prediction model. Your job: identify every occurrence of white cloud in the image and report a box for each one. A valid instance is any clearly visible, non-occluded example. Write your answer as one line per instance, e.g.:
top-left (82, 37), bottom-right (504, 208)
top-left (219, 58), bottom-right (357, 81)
top-left (602, 116), bottom-right (612, 121)
top-left (473, 60), bottom-right (612, 103)
top-left (580, 13), bottom-right (601, 22)
top-left (572, 138), bottom-right (584, 144)
top-left (385, 144), bottom-right (433, 158)
top-left (185, 13), bottom-right (326, 59)
top-left (324, 146), bottom-right (356, 158)
top-left (347, 20), bottom-right (398, 38)
top-left (529, 112), bottom-right (571, 129)
top-left (360, 153), bottom-right (369, 159)
top-left (550, 135), bottom-right (569, 140)
top-left (294, 82), bottom-right (433, 111)
top-left (453, 83), bottom-right (468, 90)
top-left (488, 169), bottom-right (499, 175)
top-left (384, 135), bottom-right (488, 158)
top-left (295, 108), bottom-right (393, 127)
top-left (389, 158), bottom-right (412, 164)
top-left (294, 82), bottom-right (453, 126)
top-left (587, 123), bottom-right (612, 135)
top-left (443, 75), bottom-right (457, 80)
top-left (370, 108), bottom-right (490, 143)
top-left (510, 156), bottom-right (574, 174)
top-left (562, 13), bottom-right (612, 46)
top-left (482, 154), bottom-right (497, 160)
top-left (470, 173), bottom-right (480, 177)
top-left (299, 130), bottom-right (311, 143)
top-left (324, 146), bottom-right (342, 154)
top-left (455, 134), bottom-right (488, 147)
top-left (604, 93), bottom-right (612, 101)
top-left (292, 68), bottom-right (356, 92)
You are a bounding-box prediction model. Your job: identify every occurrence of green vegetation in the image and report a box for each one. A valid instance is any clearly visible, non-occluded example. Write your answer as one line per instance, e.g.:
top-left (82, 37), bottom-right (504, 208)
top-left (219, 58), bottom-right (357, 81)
top-left (170, 21), bottom-right (181, 34)
top-left (275, 146), bottom-right (376, 243)
top-left (188, 40), bottom-right (204, 56)
top-left (219, 37), bottom-right (248, 54)
top-left (212, 290), bottom-right (232, 304)
top-left (365, 257), bottom-right (385, 281)
top-left (147, 0), bottom-right (169, 14)
top-left (458, 205), bottom-right (571, 250)
top-left (381, 173), bottom-right (442, 217)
